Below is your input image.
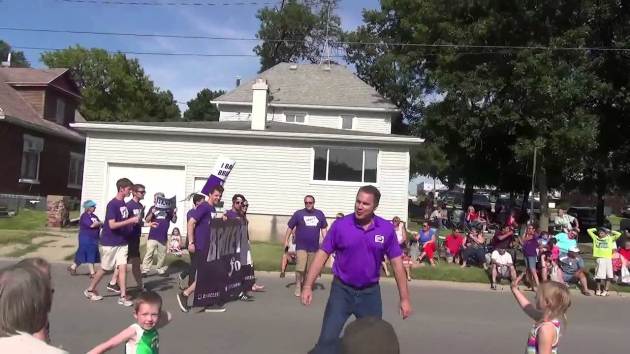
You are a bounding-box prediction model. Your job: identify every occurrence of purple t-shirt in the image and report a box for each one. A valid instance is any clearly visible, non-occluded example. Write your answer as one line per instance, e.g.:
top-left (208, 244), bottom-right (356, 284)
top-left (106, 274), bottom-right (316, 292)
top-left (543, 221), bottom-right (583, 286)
top-left (100, 198), bottom-right (130, 247)
top-left (321, 214), bottom-right (402, 288)
top-left (187, 208), bottom-right (195, 221)
top-left (126, 200), bottom-right (144, 242)
top-left (224, 209), bottom-right (242, 220)
top-left (147, 206), bottom-right (174, 244)
top-left (189, 201), bottom-right (215, 253)
top-left (288, 208), bottom-right (328, 252)
top-left (523, 237), bottom-right (539, 257)
top-left (79, 212), bottom-right (101, 241)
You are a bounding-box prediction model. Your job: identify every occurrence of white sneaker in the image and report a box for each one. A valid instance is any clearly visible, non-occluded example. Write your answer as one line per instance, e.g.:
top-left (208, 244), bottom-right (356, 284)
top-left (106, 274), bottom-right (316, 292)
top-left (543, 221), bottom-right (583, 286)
top-left (595, 289), bottom-right (602, 296)
top-left (118, 297), bottom-right (133, 307)
top-left (294, 287), bottom-right (301, 297)
top-left (83, 289), bottom-right (103, 301)
top-left (601, 290), bottom-right (609, 297)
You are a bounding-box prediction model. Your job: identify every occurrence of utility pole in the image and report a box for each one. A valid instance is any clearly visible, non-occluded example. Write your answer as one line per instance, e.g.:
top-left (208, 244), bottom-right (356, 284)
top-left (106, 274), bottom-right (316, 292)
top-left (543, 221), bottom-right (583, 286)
top-left (530, 145), bottom-right (538, 224)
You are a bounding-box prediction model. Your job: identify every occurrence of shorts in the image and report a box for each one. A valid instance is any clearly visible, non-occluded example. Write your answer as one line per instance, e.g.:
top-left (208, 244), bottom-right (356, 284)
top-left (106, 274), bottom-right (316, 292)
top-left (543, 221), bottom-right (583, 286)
top-left (127, 237), bottom-right (140, 259)
top-left (100, 245), bottom-right (128, 271)
top-left (563, 273), bottom-right (577, 283)
top-left (595, 258), bottom-right (614, 280)
top-left (296, 250), bottom-right (316, 273)
top-left (525, 256), bottom-right (538, 271)
top-left (496, 265), bottom-right (511, 279)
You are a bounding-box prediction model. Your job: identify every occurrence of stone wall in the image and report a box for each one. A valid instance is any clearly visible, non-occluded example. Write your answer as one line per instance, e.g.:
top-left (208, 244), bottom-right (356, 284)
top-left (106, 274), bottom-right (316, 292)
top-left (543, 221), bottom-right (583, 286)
top-left (47, 195), bottom-right (70, 228)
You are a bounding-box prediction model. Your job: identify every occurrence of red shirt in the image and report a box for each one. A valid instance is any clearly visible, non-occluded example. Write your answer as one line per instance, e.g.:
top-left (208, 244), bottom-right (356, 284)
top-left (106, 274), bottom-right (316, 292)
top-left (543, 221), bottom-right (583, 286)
top-left (619, 248), bottom-right (630, 262)
top-left (445, 233), bottom-right (465, 254)
top-left (466, 211), bottom-right (479, 222)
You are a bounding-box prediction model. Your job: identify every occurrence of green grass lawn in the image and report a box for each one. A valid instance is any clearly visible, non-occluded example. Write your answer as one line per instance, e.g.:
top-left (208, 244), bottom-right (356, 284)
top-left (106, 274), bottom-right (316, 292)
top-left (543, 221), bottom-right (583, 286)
top-left (0, 209), bottom-right (47, 230)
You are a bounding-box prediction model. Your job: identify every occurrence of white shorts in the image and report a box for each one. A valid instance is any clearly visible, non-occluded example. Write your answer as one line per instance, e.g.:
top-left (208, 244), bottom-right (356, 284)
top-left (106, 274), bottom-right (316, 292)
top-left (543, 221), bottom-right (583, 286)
top-left (100, 245), bottom-right (128, 271)
top-left (595, 258), bottom-right (614, 280)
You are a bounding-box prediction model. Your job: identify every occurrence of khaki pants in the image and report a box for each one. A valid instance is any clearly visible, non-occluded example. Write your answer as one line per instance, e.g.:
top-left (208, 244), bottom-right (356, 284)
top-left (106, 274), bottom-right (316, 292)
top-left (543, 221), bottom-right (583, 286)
top-left (142, 239), bottom-right (167, 273)
top-left (296, 250), bottom-right (316, 273)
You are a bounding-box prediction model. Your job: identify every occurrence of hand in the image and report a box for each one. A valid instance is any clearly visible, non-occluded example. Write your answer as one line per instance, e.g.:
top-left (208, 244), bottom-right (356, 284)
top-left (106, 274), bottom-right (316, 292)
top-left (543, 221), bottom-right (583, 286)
top-left (173, 208), bottom-right (178, 213)
top-left (400, 298), bottom-right (412, 319)
top-left (301, 286), bottom-right (313, 306)
top-left (511, 272), bottom-right (525, 289)
top-left (130, 216), bottom-right (140, 224)
top-left (149, 222), bottom-right (158, 228)
top-left (188, 243), bottom-right (196, 254)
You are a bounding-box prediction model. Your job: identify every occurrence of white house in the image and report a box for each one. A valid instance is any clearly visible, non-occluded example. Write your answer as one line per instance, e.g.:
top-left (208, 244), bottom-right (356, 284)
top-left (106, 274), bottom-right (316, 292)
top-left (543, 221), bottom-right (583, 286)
top-left (72, 63), bottom-right (422, 242)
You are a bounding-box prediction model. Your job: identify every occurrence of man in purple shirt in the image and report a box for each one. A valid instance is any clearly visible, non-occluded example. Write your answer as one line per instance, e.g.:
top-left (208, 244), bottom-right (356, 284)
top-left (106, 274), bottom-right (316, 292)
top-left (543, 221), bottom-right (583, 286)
top-left (84, 178), bottom-right (140, 307)
top-left (283, 195), bottom-right (328, 297)
top-left (177, 184), bottom-right (224, 313)
top-left (107, 184), bottom-right (147, 294)
top-left (301, 186), bottom-right (412, 353)
top-left (142, 192), bottom-right (178, 276)
top-left (178, 193), bottom-right (205, 289)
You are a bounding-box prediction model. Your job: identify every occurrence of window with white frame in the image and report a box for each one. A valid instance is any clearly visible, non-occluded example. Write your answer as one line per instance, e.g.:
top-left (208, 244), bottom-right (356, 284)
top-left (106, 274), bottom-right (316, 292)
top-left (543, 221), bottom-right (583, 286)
top-left (313, 147), bottom-right (378, 183)
top-left (285, 112), bottom-right (305, 124)
top-left (55, 98), bottom-right (65, 124)
top-left (68, 152), bottom-right (84, 188)
top-left (341, 115), bottom-right (354, 130)
top-left (20, 135), bottom-right (44, 182)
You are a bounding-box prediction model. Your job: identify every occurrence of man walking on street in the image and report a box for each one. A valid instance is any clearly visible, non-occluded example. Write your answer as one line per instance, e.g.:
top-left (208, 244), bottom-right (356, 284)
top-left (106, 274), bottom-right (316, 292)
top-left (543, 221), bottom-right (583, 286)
top-left (176, 185), bottom-right (224, 313)
top-left (301, 185), bottom-right (412, 353)
top-left (284, 195), bottom-right (328, 297)
top-left (107, 184), bottom-right (147, 293)
top-left (143, 192), bottom-right (178, 276)
top-left (83, 178), bottom-right (140, 307)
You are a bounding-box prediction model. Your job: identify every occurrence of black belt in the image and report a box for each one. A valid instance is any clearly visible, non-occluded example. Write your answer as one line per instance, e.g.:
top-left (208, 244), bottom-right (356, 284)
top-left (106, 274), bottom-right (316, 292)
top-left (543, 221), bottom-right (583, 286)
top-left (334, 277), bottom-right (378, 291)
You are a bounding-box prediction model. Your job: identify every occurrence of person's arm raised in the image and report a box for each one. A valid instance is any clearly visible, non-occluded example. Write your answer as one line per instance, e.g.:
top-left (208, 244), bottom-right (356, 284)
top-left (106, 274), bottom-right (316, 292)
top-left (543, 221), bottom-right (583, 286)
top-left (301, 250), bottom-right (330, 306)
top-left (511, 273), bottom-right (543, 321)
top-left (86, 326), bottom-right (137, 354)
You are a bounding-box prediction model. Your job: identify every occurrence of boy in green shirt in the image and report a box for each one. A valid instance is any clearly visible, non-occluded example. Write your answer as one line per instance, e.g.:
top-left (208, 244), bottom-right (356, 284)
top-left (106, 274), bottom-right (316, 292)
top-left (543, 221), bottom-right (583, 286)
top-left (588, 227), bottom-right (622, 296)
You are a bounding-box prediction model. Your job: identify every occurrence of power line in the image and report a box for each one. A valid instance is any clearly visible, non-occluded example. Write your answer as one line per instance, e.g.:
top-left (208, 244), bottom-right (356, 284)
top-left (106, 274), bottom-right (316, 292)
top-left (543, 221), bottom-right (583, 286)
top-left (58, 0), bottom-right (278, 6)
top-left (3, 26), bottom-right (630, 53)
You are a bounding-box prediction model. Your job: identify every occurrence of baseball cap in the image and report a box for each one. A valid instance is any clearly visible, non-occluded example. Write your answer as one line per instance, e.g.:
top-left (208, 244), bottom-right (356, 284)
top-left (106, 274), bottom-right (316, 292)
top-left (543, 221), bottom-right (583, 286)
top-left (340, 317), bottom-right (400, 354)
top-left (82, 200), bottom-right (96, 209)
top-left (569, 246), bottom-right (581, 253)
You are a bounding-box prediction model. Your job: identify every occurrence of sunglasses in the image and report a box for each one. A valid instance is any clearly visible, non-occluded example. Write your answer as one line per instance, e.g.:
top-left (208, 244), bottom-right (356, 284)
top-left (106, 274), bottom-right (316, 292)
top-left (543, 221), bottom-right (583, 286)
top-left (136, 190), bottom-right (146, 194)
top-left (304, 201), bottom-right (314, 205)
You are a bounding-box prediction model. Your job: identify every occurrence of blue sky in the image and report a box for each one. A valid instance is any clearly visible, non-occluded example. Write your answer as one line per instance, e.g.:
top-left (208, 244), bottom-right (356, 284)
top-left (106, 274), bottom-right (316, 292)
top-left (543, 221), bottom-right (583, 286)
top-left (0, 0), bottom-right (379, 110)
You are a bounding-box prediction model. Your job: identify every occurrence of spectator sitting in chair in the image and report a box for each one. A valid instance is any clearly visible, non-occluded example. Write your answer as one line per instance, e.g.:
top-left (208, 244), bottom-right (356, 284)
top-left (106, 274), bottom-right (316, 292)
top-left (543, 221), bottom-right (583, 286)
top-left (554, 208), bottom-right (579, 233)
top-left (490, 225), bottom-right (515, 256)
top-left (558, 247), bottom-right (591, 296)
top-left (490, 248), bottom-right (516, 290)
top-left (415, 222), bottom-right (437, 267)
top-left (460, 228), bottom-right (487, 269)
top-left (444, 227), bottom-right (465, 264)
top-left (465, 206), bottom-right (479, 227)
top-left (555, 229), bottom-right (578, 256)
top-left (429, 205), bottom-right (448, 229)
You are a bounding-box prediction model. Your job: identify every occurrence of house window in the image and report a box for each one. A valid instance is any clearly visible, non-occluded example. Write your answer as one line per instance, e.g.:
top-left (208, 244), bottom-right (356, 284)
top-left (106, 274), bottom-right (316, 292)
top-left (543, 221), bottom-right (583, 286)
top-left (68, 152), bottom-right (84, 188)
top-left (313, 147), bottom-right (378, 183)
top-left (341, 115), bottom-right (354, 129)
top-left (55, 98), bottom-right (65, 124)
top-left (20, 135), bottom-right (44, 183)
top-left (285, 112), bottom-right (305, 124)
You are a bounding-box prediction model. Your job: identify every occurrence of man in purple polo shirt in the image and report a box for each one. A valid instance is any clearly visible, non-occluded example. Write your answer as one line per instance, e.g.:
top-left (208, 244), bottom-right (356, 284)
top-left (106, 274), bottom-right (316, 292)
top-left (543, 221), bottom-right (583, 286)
top-left (107, 184), bottom-right (147, 294)
top-left (283, 195), bottom-right (328, 297)
top-left (177, 184), bottom-right (224, 313)
top-left (142, 192), bottom-right (178, 276)
top-left (178, 193), bottom-right (205, 289)
top-left (302, 185), bottom-right (412, 353)
top-left (84, 178), bottom-right (140, 307)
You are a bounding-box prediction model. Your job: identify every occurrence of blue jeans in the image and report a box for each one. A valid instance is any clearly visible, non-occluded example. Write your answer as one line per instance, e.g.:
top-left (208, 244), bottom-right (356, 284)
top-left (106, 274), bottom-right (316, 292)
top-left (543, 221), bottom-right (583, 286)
top-left (310, 278), bottom-right (382, 354)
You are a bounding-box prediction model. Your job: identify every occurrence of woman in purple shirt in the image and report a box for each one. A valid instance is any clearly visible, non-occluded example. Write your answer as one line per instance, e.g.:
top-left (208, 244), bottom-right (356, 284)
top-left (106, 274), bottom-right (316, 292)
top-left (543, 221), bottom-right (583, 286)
top-left (67, 200), bottom-right (102, 278)
top-left (521, 224), bottom-right (541, 290)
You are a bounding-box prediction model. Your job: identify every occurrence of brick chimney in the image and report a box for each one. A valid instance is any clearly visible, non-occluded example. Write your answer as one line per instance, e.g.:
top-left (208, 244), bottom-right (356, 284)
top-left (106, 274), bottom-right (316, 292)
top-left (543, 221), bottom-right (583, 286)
top-left (251, 78), bottom-right (268, 131)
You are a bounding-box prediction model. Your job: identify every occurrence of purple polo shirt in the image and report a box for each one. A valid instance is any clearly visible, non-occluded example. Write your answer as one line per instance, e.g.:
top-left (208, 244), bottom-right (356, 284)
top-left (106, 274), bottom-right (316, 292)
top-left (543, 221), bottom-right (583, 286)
top-left (79, 212), bottom-right (101, 241)
top-left (189, 201), bottom-right (215, 253)
top-left (147, 206), bottom-right (174, 244)
top-left (100, 198), bottom-right (130, 247)
top-left (321, 214), bottom-right (402, 288)
top-left (126, 200), bottom-right (143, 242)
top-left (186, 208), bottom-right (195, 221)
top-left (288, 208), bottom-right (328, 252)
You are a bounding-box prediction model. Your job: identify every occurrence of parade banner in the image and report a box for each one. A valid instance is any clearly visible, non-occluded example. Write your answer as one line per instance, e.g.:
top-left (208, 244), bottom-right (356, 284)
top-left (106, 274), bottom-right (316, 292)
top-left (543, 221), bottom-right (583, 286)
top-left (201, 156), bottom-right (236, 196)
top-left (193, 218), bottom-right (255, 307)
top-left (155, 196), bottom-right (176, 210)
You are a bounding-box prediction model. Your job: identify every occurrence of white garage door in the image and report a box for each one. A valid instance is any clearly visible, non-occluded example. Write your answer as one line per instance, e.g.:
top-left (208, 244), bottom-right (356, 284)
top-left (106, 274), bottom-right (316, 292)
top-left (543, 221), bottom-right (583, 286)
top-left (106, 163), bottom-right (186, 235)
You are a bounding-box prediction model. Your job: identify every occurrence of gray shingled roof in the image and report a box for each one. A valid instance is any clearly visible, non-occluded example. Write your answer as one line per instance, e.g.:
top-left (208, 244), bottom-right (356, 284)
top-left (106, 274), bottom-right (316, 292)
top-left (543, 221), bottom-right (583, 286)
top-left (214, 63), bottom-right (398, 111)
top-left (100, 120), bottom-right (403, 138)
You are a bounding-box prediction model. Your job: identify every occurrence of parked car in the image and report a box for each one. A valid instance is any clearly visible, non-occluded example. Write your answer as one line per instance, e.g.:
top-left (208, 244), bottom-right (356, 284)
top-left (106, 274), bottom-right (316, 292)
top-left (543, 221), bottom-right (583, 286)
top-left (566, 206), bottom-right (612, 241)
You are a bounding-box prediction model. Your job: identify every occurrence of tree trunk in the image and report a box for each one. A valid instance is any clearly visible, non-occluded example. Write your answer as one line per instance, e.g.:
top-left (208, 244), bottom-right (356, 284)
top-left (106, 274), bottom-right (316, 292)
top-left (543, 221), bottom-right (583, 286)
top-left (464, 184), bottom-right (474, 209)
top-left (537, 166), bottom-right (550, 231)
top-left (596, 170), bottom-right (606, 226)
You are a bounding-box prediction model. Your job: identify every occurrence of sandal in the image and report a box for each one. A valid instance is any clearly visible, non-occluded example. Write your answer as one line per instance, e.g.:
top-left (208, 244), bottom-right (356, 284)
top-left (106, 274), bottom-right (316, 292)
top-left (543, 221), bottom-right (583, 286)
top-left (252, 284), bottom-right (266, 292)
top-left (89, 273), bottom-right (95, 279)
top-left (67, 266), bottom-right (77, 276)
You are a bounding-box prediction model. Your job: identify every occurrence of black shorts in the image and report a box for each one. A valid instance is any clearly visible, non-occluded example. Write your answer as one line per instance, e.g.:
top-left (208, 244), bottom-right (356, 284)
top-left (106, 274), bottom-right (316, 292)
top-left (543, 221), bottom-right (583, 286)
top-left (127, 238), bottom-right (140, 259)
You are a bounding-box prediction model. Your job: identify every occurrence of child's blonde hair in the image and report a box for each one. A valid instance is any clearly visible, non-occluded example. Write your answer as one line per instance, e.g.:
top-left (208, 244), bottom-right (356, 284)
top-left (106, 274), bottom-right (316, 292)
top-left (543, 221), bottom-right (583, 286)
top-left (134, 290), bottom-right (163, 314)
top-left (538, 281), bottom-right (571, 325)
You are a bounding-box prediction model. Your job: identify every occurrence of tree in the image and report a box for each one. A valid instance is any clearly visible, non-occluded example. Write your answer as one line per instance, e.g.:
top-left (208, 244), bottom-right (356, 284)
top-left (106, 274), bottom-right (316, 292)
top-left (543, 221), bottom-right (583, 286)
top-left (346, 1), bottom-right (599, 229)
top-left (254, 0), bottom-right (342, 72)
top-left (0, 40), bottom-right (30, 67)
top-left (183, 89), bottom-right (225, 121)
top-left (40, 46), bottom-right (180, 122)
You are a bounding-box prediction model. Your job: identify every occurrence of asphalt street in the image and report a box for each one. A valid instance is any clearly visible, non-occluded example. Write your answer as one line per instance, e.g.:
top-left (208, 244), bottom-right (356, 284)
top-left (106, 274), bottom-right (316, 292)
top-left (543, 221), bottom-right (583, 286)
top-left (7, 260), bottom-right (628, 353)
